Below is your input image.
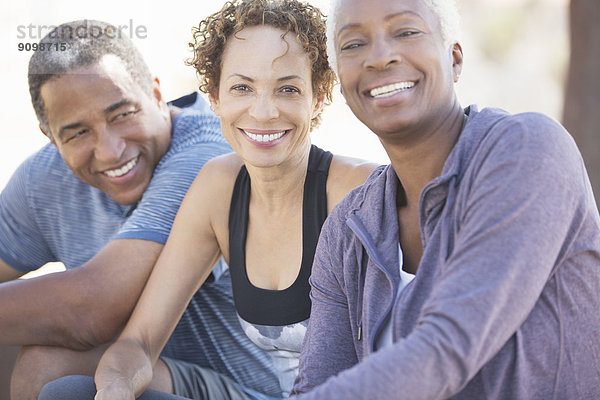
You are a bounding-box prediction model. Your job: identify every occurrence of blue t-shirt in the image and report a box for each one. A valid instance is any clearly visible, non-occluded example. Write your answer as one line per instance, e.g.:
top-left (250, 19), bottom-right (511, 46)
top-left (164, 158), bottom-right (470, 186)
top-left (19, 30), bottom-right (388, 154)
top-left (0, 94), bottom-right (281, 399)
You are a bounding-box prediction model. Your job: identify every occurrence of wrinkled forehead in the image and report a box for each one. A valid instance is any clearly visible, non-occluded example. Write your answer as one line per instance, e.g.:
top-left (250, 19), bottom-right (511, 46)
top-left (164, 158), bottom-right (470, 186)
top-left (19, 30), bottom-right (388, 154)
top-left (327, 0), bottom-right (459, 69)
top-left (330, 0), bottom-right (438, 33)
top-left (42, 55), bottom-right (140, 98)
top-left (327, 0), bottom-right (436, 62)
top-left (220, 25), bottom-right (312, 79)
top-left (40, 56), bottom-right (146, 129)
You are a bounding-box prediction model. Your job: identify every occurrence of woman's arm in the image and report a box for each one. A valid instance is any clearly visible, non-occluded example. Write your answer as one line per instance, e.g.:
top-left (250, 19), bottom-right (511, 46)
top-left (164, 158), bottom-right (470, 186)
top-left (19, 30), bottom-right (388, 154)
top-left (94, 157), bottom-right (233, 398)
top-left (292, 114), bottom-right (591, 399)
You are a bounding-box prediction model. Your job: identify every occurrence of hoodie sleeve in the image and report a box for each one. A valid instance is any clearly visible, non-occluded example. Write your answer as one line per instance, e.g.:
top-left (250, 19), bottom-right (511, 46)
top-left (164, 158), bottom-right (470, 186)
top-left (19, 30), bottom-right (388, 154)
top-left (290, 113), bottom-right (597, 399)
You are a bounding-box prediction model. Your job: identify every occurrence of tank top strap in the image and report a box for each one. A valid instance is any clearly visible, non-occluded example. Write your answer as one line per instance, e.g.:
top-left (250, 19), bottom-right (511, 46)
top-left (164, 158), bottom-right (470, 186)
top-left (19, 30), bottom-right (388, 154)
top-left (301, 145), bottom-right (333, 287)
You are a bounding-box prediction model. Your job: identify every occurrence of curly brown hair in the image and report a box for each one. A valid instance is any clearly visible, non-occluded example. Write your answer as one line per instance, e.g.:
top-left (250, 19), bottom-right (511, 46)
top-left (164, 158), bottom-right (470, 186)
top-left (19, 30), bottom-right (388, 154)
top-left (187, 0), bottom-right (336, 128)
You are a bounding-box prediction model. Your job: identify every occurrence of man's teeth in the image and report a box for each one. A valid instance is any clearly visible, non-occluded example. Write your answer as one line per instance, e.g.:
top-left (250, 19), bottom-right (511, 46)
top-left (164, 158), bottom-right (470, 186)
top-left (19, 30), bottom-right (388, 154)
top-left (244, 130), bottom-right (286, 143)
top-left (370, 82), bottom-right (415, 98)
top-left (104, 157), bottom-right (138, 177)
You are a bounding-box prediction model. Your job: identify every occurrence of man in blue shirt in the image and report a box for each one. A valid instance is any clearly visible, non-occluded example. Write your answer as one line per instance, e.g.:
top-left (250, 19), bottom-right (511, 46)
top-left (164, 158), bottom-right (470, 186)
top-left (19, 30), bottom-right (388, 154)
top-left (0, 19), bottom-right (280, 400)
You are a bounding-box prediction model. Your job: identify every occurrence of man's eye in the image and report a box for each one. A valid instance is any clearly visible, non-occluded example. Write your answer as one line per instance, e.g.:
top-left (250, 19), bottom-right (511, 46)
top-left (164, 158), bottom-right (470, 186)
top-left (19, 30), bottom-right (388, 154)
top-left (66, 129), bottom-right (88, 143)
top-left (114, 110), bottom-right (138, 121)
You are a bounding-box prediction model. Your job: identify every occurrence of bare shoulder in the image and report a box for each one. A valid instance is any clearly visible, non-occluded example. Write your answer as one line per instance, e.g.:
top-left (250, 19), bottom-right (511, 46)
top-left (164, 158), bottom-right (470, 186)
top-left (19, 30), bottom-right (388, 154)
top-left (201, 152), bottom-right (244, 177)
top-left (192, 153), bottom-right (244, 196)
top-left (184, 153), bottom-right (244, 220)
top-left (181, 153), bottom-right (244, 255)
top-left (326, 154), bottom-right (380, 211)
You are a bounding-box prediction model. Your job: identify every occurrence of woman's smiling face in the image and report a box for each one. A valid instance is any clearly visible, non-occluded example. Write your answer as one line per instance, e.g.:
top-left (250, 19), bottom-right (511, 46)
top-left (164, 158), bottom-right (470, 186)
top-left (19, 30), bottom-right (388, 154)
top-left (333, 0), bottom-right (462, 140)
top-left (210, 25), bottom-right (322, 169)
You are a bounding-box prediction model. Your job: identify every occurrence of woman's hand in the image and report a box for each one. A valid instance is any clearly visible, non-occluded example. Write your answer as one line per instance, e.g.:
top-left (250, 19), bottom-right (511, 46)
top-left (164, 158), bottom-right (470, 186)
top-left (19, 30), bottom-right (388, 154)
top-left (94, 338), bottom-right (154, 400)
top-left (95, 376), bottom-right (135, 400)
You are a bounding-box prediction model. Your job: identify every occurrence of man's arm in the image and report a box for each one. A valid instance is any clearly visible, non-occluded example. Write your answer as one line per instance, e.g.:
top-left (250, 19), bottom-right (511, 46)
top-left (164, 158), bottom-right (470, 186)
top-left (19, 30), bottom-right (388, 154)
top-left (0, 95), bottom-right (226, 350)
top-left (0, 259), bottom-right (24, 283)
top-left (0, 238), bottom-right (162, 349)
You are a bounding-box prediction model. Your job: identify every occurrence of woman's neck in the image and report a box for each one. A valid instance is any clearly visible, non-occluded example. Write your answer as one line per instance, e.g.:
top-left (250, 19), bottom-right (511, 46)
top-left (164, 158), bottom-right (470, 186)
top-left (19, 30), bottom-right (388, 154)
top-left (383, 103), bottom-right (466, 208)
top-left (244, 141), bottom-right (312, 213)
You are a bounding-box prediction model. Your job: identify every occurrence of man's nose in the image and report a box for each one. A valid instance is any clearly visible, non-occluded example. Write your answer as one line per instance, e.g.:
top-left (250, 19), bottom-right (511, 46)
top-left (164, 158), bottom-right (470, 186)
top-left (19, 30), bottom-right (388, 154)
top-left (93, 127), bottom-right (126, 163)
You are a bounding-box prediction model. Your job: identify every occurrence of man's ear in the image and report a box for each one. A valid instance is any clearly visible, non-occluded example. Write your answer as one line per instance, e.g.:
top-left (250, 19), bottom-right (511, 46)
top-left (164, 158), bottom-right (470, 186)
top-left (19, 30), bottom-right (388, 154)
top-left (40, 124), bottom-right (56, 145)
top-left (451, 42), bottom-right (463, 83)
top-left (151, 76), bottom-right (170, 117)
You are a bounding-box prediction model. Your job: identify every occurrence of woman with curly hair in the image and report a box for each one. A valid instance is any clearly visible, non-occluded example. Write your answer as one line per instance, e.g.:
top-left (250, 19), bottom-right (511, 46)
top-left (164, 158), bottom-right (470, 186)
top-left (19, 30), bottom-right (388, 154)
top-left (39, 0), bottom-right (377, 399)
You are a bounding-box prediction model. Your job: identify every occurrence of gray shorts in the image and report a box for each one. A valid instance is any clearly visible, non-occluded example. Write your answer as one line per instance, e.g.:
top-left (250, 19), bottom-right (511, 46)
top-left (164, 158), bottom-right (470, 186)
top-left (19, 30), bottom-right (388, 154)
top-left (161, 356), bottom-right (248, 400)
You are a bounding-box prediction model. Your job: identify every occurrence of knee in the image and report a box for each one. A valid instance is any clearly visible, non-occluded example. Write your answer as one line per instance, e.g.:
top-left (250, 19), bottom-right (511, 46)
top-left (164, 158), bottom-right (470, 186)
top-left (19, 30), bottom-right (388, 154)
top-left (39, 375), bottom-right (96, 400)
top-left (12, 346), bottom-right (53, 383)
top-left (11, 346), bottom-right (58, 400)
top-left (11, 345), bottom-right (100, 400)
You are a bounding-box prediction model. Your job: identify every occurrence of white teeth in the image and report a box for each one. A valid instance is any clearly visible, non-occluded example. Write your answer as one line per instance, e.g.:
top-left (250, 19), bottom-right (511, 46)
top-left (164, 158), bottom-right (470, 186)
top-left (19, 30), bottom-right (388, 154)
top-left (104, 157), bottom-right (138, 177)
top-left (370, 82), bottom-right (415, 98)
top-left (243, 130), bottom-right (286, 143)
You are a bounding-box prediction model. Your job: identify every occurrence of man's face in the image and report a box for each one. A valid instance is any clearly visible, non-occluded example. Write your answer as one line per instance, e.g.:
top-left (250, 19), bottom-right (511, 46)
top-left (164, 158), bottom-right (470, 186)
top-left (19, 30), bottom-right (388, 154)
top-left (40, 55), bottom-right (172, 205)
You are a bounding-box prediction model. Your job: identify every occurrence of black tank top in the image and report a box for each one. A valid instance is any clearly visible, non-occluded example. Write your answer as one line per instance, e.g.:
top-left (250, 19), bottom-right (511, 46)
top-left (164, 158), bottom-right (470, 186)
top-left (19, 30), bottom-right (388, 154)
top-left (228, 145), bottom-right (333, 326)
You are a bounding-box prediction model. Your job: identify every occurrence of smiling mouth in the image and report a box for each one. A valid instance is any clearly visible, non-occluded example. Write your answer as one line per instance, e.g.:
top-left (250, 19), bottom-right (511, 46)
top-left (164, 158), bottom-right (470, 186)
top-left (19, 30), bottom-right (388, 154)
top-left (242, 130), bottom-right (288, 143)
top-left (369, 81), bottom-right (416, 98)
top-left (103, 156), bottom-right (138, 178)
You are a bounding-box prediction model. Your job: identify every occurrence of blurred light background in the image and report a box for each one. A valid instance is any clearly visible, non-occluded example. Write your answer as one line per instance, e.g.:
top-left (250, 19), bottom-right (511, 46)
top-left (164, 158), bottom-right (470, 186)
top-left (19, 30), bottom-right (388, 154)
top-left (0, 0), bottom-right (569, 275)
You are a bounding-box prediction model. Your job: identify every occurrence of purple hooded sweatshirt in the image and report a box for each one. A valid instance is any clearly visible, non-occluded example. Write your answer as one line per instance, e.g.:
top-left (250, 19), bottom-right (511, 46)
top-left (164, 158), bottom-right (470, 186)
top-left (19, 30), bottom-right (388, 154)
top-left (291, 106), bottom-right (600, 399)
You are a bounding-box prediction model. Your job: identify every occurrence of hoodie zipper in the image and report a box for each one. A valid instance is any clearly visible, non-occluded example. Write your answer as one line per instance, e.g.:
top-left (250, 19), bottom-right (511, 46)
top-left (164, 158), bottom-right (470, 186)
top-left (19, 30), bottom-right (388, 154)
top-left (347, 215), bottom-right (398, 350)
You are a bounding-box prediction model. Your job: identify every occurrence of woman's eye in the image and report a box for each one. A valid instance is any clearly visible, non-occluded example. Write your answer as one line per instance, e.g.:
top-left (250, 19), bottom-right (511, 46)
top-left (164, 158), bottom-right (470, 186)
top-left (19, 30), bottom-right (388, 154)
top-left (395, 30), bottom-right (420, 38)
top-left (231, 84), bottom-right (251, 92)
top-left (340, 42), bottom-right (363, 51)
top-left (281, 86), bottom-right (300, 94)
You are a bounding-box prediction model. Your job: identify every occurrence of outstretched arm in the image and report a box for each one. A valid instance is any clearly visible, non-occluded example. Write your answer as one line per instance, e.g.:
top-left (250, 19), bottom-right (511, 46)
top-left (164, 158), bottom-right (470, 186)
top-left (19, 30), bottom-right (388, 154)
top-left (95, 159), bottom-right (227, 398)
top-left (0, 239), bottom-right (163, 349)
top-left (0, 149), bottom-right (163, 348)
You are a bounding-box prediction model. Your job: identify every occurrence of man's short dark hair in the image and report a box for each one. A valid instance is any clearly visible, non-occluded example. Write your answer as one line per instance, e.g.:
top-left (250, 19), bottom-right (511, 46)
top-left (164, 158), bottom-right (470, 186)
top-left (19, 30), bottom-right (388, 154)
top-left (28, 19), bottom-right (153, 134)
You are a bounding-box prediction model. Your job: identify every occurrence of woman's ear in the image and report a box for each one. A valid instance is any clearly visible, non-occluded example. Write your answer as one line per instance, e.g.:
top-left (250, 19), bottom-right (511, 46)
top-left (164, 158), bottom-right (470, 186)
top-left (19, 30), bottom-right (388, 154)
top-left (451, 42), bottom-right (464, 83)
top-left (208, 91), bottom-right (220, 116)
top-left (312, 92), bottom-right (326, 120)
